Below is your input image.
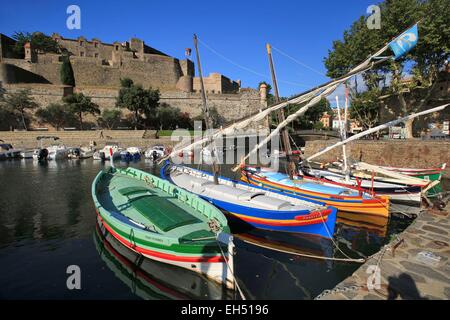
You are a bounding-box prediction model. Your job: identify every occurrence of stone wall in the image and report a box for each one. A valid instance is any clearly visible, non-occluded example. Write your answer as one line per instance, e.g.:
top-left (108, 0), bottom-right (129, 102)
top-left (304, 140), bottom-right (450, 177)
top-left (3, 84), bottom-right (265, 125)
top-left (0, 130), bottom-right (179, 149)
top-left (193, 73), bottom-right (239, 94)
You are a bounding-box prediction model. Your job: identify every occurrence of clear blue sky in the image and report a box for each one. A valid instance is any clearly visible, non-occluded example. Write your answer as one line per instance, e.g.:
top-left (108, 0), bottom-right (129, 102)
top-left (0, 0), bottom-right (378, 97)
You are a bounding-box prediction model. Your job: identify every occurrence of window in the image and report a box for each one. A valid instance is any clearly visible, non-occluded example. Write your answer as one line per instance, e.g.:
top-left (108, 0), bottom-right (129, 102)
top-left (94, 53), bottom-right (99, 58)
top-left (115, 45), bottom-right (119, 51)
top-left (80, 51), bottom-right (84, 57)
top-left (94, 42), bottom-right (98, 48)
top-left (79, 41), bottom-right (84, 46)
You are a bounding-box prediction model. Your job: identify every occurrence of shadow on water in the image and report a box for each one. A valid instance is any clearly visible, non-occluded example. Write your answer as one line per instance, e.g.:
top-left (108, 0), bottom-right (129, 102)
top-left (0, 158), bottom-right (443, 299)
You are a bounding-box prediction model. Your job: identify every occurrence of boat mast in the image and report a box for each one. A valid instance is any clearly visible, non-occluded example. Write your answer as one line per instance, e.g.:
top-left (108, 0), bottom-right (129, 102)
top-left (193, 34), bottom-right (219, 184)
top-left (335, 95), bottom-right (349, 181)
top-left (266, 43), bottom-right (295, 178)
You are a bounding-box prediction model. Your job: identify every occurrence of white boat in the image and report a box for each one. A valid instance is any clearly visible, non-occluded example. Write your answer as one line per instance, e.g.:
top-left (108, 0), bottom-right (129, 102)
top-left (93, 144), bottom-right (122, 161)
top-left (68, 146), bottom-right (95, 159)
top-left (20, 149), bottom-right (35, 159)
top-left (144, 145), bottom-right (166, 160)
top-left (47, 145), bottom-right (68, 160)
top-left (0, 143), bottom-right (22, 160)
top-left (80, 146), bottom-right (95, 159)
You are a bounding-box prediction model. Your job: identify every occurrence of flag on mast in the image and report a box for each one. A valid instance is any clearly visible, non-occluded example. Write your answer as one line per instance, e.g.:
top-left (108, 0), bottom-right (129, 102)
top-left (389, 24), bottom-right (419, 60)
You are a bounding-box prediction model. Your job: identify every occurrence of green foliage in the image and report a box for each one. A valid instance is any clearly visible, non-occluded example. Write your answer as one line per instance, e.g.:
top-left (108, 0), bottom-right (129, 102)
top-left (323, 0), bottom-right (449, 137)
top-left (97, 108), bottom-right (122, 129)
top-left (193, 105), bottom-right (225, 129)
top-left (63, 93), bottom-right (100, 129)
top-left (120, 78), bottom-right (134, 88)
top-left (116, 79), bottom-right (160, 129)
top-left (60, 55), bottom-right (75, 86)
top-left (146, 103), bottom-right (187, 130)
top-left (349, 88), bottom-right (381, 129)
top-left (286, 97), bottom-right (331, 129)
top-left (2, 89), bottom-right (39, 130)
top-left (12, 31), bottom-right (59, 56)
top-left (35, 103), bottom-right (76, 130)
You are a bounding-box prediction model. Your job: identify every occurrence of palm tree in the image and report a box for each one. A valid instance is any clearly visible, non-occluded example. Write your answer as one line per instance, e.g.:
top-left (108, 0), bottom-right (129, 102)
top-left (63, 93), bottom-right (100, 129)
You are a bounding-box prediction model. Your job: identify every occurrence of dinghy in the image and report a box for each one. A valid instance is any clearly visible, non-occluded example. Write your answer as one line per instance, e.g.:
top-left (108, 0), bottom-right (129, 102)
top-left (162, 163), bottom-right (338, 239)
top-left (91, 166), bottom-right (234, 288)
top-left (241, 166), bottom-right (390, 217)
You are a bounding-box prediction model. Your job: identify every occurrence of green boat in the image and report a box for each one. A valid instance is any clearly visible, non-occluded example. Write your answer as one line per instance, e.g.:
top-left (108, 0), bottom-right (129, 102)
top-left (91, 166), bottom-right (234, 289)
top-left (381, 163), bottom-right (446, 197)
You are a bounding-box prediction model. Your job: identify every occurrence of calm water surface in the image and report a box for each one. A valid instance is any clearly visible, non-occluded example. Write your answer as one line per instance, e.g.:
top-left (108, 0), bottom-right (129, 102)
top-left (0, 159), bottom-right (441, 300)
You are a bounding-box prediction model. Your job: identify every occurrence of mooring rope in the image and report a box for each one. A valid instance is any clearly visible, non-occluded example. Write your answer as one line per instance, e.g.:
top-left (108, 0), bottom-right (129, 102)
top-left (216, 240), bottom-right (247, 300)
top-left (237, 236), bottom-right (365, 263)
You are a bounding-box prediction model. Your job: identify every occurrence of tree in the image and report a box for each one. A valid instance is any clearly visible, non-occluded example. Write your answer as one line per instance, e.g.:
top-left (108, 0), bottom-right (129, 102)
top-left (323, 0), bottom-right (449, 138)
top-left (12, 31), bottom-right (59, 56)
top-left (2, 89), bottom-right (39, 130)
top-left (116, 79), bottom-right (160, 129)
top-left (193, 105), bottom-right (225, 129)
top-left (60, 54), bottom-right (75, 86)
top-left (349, 88), bottom-right (381, 130)
top-left (97, 109), bottom-right (122, 130)
top-left (120, 78), bottom-right (134, 88)
top-left (35, 103), bottom-right (76, 130)
top-left (63, 93), bottom-right (100, 129)
top-left (287, 97), bottom-right (332, 130)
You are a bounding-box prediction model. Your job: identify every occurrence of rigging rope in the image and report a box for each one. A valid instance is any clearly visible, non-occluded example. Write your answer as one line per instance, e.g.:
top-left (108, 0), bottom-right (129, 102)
top-left (271, 45), bottom-right (327, 77)
top-left (197, 37), bottom-right (312, 88)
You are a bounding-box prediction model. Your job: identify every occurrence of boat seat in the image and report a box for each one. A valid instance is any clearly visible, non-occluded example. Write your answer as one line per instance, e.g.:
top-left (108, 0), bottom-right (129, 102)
top-left (119, 186), bottom-right (154, 196)
top-left (130, 195), bottom-right (201, 232)
top-left (250, 195), bottom-right (294, 211)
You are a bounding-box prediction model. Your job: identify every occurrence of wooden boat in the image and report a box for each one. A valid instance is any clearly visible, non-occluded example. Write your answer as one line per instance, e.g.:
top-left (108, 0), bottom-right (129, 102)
top-left (241, 166), bottom-right (390, 217)
top-left (302, 166), bottom-right (423, 203)
top-left (380, 163), bottom-right (446, 179)
top-left (91, 166), bottom-right (234, 288)
top-left (94, 222), bottom-right (233, 300)
top-left (380, 163), bottom-right (446, 197)
top-left (161, 163), bottom-right (338, 239)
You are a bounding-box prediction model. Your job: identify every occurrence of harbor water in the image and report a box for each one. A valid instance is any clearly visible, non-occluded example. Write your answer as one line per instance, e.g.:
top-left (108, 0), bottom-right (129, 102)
top-left (0, 159), bottom-right (446, 299)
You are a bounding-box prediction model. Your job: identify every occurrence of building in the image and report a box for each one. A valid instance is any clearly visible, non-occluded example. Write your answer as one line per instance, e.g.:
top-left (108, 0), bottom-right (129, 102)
top-left (0, 32), bottom-right (267, 127)
top-left (0, 33), bottom-right (241, 94)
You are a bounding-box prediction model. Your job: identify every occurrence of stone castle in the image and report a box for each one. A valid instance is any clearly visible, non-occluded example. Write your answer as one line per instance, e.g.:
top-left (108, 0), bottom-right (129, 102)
top-left (0, 33), bottom-right (268, 126)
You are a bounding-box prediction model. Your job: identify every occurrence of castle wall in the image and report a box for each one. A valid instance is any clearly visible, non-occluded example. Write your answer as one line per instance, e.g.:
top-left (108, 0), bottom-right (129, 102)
top-left (3, 84), bottom-right (264, 125)
top-left (193, 73), bottom-right (240, 94)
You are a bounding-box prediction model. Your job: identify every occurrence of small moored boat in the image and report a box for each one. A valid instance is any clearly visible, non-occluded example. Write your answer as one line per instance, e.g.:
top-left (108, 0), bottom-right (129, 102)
top-left (241, 166), bottom-right (390, 217)
top-left (91, 166), bottom-right (234, 288)
top-left (162, 163), bottom-right (338, 239)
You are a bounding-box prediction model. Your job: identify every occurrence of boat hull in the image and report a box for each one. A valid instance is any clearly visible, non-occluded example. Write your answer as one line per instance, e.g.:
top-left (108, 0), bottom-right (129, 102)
top-left (241, 167), bottom-right (390, 217)
top-left (92, 167), bottom-right (234, 289)
top-left (94, 223), bottom-right (233, 300)
top-left (303, 168), bottom-right (422, 203)
top-left (96, 213), bottom-right (232, 289)
top-left (163, 164), bottom-right (338, 239)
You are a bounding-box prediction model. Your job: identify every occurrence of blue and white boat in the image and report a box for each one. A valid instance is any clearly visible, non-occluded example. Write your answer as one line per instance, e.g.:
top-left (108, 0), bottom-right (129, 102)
top-left (161, 162), bottom-right (337, 239)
